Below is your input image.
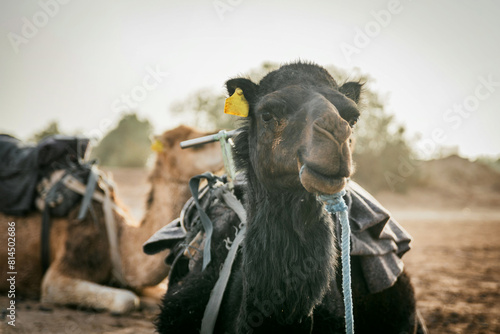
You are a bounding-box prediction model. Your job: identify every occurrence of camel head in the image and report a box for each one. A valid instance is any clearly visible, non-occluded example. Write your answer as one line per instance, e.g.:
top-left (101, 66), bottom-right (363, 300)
top-left (151, 125), bottom-right (224, 183)
top-left (228, 62), bottom-right (362, 195)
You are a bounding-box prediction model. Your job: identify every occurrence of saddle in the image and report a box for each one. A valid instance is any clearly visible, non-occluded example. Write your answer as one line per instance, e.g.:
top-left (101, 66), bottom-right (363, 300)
top-left (143, 173), bottom-right (246, 286)
top-left (0, 134), bottom-right (90, 216)
top-left (0, 134), bottom-right (99, 274)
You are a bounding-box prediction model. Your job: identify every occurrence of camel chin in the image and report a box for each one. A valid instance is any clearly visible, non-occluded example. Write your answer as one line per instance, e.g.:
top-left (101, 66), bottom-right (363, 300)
top-left (299, 163), bottom-right (347, 195)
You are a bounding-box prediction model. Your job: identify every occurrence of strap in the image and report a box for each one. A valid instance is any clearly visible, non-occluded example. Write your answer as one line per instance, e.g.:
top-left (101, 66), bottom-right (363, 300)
top-left (77, 166), bottom-right (98, 220)
top-left (217, 188), bottom-right (246, 223)
top-left (63, 173), bottom-right (128, 287)
top-left (41, 204), bottom-right (51, 274)
top-left (188, 172), bottom-right (219, 271)
top-left (38, 167), bottom-right (125, 283)
top-left (39, 169), bottom-right (71, 274)
top-left (62, 175), bottom-right (126, 216)
top-left (200, 189), bottom-right (246, 334)
top-left (101, 179), bottom-right (128, 286)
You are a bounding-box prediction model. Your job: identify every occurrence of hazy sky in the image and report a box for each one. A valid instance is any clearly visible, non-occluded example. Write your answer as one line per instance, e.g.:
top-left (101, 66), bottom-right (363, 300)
top-left (1, 0), bottom-right (499, 158)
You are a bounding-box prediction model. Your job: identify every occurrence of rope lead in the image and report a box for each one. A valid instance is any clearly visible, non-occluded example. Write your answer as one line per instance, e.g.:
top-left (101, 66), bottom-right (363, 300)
top-left (318, 189), bottom-right (355, 334)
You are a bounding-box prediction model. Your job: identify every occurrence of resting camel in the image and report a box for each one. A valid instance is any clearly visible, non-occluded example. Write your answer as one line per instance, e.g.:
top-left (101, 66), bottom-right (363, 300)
top-left (0, 125), bottom-right (223, 313)
top-left (154, 62), bottom-right (426, 333)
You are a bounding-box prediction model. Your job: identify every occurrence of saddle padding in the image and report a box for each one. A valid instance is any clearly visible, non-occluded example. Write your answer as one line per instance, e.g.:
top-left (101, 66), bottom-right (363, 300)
top-left (0, 134), bottom-right (89, 216)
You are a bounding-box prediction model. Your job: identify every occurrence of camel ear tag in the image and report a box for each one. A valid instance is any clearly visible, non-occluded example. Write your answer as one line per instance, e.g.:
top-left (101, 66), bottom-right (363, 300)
top-left (224, 88), bottom-right (249, 117)
top-left (151, 139), bottom-right (164, 152)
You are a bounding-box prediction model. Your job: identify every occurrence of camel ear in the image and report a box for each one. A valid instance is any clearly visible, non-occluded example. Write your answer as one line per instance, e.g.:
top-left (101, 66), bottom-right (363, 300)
top-left (226, 78), bottom-right (259, 104)
top-left (151, 135), bottom-right (165, 152)
top-left (162, 132), bottom-right (181, 149)
top-left (339, 82), bottom-right (363, 104)
top-left (165, 135), bottom-right (177, 148)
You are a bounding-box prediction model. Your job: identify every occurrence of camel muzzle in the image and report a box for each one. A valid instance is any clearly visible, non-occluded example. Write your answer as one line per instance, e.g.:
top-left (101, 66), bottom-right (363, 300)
top-left (298, 106), bottom-right (353, 195)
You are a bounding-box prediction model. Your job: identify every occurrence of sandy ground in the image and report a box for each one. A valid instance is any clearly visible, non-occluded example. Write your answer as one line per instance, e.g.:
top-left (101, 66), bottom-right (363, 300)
top-left (2, 167), bottom-right (500, 333)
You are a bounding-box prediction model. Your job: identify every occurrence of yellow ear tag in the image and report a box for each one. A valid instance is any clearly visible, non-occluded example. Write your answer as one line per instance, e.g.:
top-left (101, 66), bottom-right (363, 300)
top-left (224, 88), bottom-right (249, 117)
top-left (151, 139), bottom-right (164, 152)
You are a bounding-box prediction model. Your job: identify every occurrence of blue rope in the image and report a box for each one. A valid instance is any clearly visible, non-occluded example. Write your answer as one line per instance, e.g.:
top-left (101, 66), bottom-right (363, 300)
top-left (318, 189), bottom-right (354, 334)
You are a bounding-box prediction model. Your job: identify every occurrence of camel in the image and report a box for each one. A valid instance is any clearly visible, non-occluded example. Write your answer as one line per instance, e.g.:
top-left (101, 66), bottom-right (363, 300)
top-left (0, 125), bottom-right (223, 314)
top-left (154, 62), bottom-right (427, 333)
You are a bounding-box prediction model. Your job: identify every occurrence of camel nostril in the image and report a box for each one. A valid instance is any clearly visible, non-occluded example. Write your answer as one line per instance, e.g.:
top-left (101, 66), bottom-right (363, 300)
top-left (308, 93), bottom-right (352, 145)
top-left (313, 118), bottom-right (351, 145)
top-left (312, 122), bottom-right (335, 142)
top-left (333, 119), bottom-right (352, 144)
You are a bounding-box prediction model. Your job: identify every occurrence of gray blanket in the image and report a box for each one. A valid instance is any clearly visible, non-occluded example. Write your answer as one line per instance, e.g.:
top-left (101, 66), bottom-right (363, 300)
top-left (344, 180), bottom-right (412, 293)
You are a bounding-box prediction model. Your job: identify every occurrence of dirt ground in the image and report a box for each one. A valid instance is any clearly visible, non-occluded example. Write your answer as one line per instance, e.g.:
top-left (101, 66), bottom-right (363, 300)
top-left (2, 166), bottom-right (500, 334)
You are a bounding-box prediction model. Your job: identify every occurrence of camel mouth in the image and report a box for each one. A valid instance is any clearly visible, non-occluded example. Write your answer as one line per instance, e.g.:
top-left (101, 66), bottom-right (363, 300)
top-left (299, 162), bottom-right (347, 195)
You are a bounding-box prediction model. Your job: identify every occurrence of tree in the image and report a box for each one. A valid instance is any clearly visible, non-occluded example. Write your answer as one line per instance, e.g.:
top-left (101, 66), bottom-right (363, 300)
top-left (477, 155), bottom-right (500, 173)
top-left (169, 62), bottom-right (281, 132)
top-left (170, 88), bottom-right (233, 131)
top-left (91, 113), bottom-right (153, 167)
top-left (348, 82), bottom-right (419, 193)
top-left (29, 120), bottom-right (61, 143)
top-left (323, 65), bottom-right (419, 193)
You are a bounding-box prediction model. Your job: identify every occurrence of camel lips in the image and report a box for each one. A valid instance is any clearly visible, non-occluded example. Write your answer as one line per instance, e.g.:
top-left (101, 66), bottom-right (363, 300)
top-left (299, 163), bottom-right (346, 195)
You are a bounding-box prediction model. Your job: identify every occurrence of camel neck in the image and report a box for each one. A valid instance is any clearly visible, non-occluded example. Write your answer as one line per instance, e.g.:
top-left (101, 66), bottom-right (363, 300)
top-left (143, 178), bottom-right (191, 223)
top-left (118, 177), bottom-right (192, 289)
top-left (241, 177), bottom-right (338, 324)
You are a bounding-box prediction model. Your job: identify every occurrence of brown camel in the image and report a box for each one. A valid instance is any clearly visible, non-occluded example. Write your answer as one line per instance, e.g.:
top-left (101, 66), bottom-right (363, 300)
top-left (0, 125), bottom-right (223, 313)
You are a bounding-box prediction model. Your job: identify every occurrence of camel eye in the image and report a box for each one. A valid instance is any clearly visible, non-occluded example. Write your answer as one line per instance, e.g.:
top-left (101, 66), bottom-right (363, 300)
top-left (349, 118), bottom-right (358, 128)
top-left (261, 112), bottom-right (273, 122)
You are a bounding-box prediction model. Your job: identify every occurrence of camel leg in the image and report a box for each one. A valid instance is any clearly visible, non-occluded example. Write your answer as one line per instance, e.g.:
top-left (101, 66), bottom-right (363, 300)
top-left (41, 265), bottom-right (140, 314)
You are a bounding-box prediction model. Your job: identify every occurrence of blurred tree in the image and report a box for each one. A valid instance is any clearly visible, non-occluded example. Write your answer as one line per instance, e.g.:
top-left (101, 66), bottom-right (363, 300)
top-left (91, 113), bottom-right (153, 167)
top-left (169, 61), bottom-right (280, 131)
top-left (29, 120), bottom-right (61, 143)
top-left (325, 65), bottom-right (420, 193)
top-left (170, 88), bottom-right (232, 131)
top-left (170, 62), bottom-right (418, 192)
top-left (350, 85), bottom-right (419, 193)
top-left (477, 156), bottom-right (500, 173)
